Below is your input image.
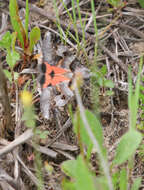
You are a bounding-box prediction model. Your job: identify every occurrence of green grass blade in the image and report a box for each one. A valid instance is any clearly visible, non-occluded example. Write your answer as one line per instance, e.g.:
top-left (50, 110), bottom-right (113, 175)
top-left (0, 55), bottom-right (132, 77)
top-left (128, 57), bottom-right (143, 130)
top-left (90, 0), bottom-right (98, 60)
top-left (53, 0), bottom-right (64, 43)
top-left (76, 0), bottom-right (86, 45)
top-left (71, 0), bottom-right (80, 48)
top-left (25, 0), bottom-right (29, 41)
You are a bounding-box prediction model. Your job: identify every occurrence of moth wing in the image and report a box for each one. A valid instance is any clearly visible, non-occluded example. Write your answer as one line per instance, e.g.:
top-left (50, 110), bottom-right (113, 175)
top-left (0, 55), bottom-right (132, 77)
top-left (43, 74), bottom-right (52, 88)
top-left (45, 63), bottom-right (53, 74)
top-left (51, 75), bottom-right (70, 86)
top-left (51, 65), bottom-right (69, 74)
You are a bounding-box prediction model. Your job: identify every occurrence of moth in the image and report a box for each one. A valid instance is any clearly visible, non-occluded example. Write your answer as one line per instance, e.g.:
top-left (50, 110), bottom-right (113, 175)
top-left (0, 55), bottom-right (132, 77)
top-left (39, 61), bottom-right (71, 89)
top-left (39, 61), bottom-right (74, 119)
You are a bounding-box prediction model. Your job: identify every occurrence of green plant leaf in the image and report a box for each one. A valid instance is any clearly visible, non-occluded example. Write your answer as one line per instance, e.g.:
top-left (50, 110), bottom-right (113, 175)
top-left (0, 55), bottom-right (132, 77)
top-left (113, 130), bottom-right (142, 165)
top-left (119, 168), bottom-right (127, 190)
top-left (61, 158), bottom-right (76, 178)
top-left (106, 90), bottom-right (114, 96)
top-left (138, 0), bottom-right (144, 8)
top-left (22, 107), bottom-right (35, 128)
top-left (62, 155), bottom-right (95, 190)
top-left (14, 72), bottom-right (19, 81)
top-left (95, 177), bottom-right (109, 190)
top-left (9, 0), bottom-right (26, 48)
top-left (62, 179), bottom-right (76, 190)
top-left (112, 171), bottom-right (119, 189)
top-left (11, 32), bottom-right (17, 51)
top-left (26, 119), bottom-right (35, 128)
top-left (3, 69), bottom-right (12, 82)
top-left (6, 51), bottom-right (20, 69)
top-left (129, 58), bottom-right (142, 130)
top-left (29, 27), bottom-right (40, 53)
top-left (35, 130), bottom-right (49, 139)
top-left (97, 77), bottom-right (103, 86)
top-left (131, 177), bottom-right (141, 190)
top-left (101, 65), bottom-right (107, 76)
top-left (107, 0), bottom-right (122, 7)
top-left (104, 79), bottom-right (114, 88)
top-left (3, 70), bottom-right (19, 82)
top-left (0, 31), bottom-right (12, 50)
top-left (74, 110), bottom-right (106, 158)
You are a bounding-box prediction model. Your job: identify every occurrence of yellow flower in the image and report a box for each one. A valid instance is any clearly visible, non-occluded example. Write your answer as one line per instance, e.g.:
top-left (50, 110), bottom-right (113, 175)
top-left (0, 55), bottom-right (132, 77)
top-left (44, 161), bottom-right (53, 175)
top-left (20, 91), bottom-right (33, 106)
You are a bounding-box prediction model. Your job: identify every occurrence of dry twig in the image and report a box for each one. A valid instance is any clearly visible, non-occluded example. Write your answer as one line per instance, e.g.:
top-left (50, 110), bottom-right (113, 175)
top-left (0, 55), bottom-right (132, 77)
top-left (0, 66), bottom-right (13, 138)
